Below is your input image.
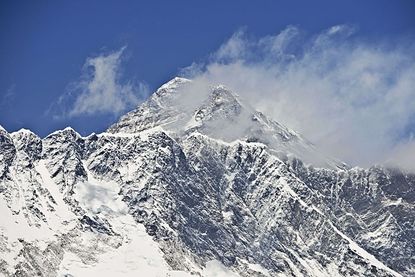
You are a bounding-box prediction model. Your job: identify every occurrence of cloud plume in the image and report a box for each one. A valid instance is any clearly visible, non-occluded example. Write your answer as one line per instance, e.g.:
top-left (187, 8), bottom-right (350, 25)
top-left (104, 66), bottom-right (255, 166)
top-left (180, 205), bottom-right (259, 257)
top-left (181, 25), bottom-right (415, 170)
top-left (51, 46), bottom-right (148, 118)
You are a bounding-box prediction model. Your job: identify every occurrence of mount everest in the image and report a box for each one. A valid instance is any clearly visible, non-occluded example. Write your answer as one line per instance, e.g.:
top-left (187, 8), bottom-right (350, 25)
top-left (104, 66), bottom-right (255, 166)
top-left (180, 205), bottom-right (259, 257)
top-left (0, 77), bottom-right (414, 276)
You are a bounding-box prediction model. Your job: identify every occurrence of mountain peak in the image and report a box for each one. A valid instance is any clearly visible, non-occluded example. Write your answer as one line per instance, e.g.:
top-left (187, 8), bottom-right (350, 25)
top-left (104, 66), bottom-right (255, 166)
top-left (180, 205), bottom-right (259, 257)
top-left (0, 125), bottom-right (6, 133)
top-left (11, 128), bottom-right (38, 137)
top-left (107, 79), bottom-right (340, 167)
top-left (45, 126), bottom-right (81, 139)
top-left (194, 85), bottom-right (243, 120)
top-left (157, 76), bottom-right (190, 90)
top-left (153, 77), bottom-right (191, 99)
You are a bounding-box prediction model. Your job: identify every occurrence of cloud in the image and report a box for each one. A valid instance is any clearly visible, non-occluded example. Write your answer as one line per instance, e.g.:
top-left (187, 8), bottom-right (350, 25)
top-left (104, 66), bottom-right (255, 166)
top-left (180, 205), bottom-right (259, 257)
top-left (180, 26), bottom-right (415, 171)
top-left (213, 29), bottom-right (248, 62)
top-left (51, 46), bottom-right (149, 118)
top-left (386, 139), bottom-right (415, 172)
top-left (1, 84), bottom-right (16, 107)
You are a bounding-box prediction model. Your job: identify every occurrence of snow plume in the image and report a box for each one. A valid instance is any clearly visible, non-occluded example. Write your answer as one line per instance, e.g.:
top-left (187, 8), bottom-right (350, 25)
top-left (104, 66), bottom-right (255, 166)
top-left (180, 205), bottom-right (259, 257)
top-left (51, 46), bottom-right (149, 118)
top-left (386, 140), bottom-right (415, 172)
top-left (180, 25), bottom-right (415, 171)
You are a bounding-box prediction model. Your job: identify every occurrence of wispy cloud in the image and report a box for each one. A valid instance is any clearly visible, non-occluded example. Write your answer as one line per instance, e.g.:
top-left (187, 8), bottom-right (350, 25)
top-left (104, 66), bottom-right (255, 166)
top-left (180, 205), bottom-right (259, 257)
top-left (181, 25), bottom-right (415, 171)
top-left (50, 46), bottom-right (148, 118)
top-left (1, 84), bottom-right (16, 108)
top-left (386, 139), bottom-right (415, 172)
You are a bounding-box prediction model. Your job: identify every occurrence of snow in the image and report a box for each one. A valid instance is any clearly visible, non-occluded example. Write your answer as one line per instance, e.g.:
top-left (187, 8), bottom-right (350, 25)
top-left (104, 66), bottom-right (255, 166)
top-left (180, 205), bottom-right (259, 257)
top-left (0, 160), bottom-right (78, 272)
top-left (222, 210), bottom-right (233, 223)
top-left (184, 114), bottom-right (202, 130)
top-left (10, 128), bottom-right (35, 136)
top-left (203, 260), bottom-right (240, 277)
top-left (99, 125), bottom-right (164, 140)
top-left (278, 177), bottom-right (324, 216)
top-left (35, 160), bottom-right (77, 232)
top-left (382, 198), bottom-right (403, 206)
top-left (364, 214), bottom-right (396, 245)
top-left (278, 176), bottom-right (402, 276)
top-left (286, 248), bottom-right (333, 277)
top-left (157, 77), bottom-right (191, 92)
top-left (0, 161), bottom-right (76, 244)
top-left (44, 126), bottom-right (82, 139)
top-left (247, 263), bottom-right (270, 276)
top-left (0, 199), bottom-right (25, 268)
top-left (56, 164), bottom-right (242, 277)
top-left (57, 164), bottom-right (192, 277)
top-left (330, 222), bottom-right (402, 277)
top-left (116, 161), bottom-right (149, 190)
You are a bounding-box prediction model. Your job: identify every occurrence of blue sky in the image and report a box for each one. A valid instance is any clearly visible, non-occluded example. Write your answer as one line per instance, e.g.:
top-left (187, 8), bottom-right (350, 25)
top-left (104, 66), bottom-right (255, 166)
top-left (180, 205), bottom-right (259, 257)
top-left (0, 0), bottom-right (414, 141)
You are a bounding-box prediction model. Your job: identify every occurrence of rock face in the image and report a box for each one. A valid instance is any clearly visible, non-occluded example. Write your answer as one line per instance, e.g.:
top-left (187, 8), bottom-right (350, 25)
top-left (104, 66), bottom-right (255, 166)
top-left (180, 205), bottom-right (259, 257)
top-left (0, 78), bottom-right (414, 277)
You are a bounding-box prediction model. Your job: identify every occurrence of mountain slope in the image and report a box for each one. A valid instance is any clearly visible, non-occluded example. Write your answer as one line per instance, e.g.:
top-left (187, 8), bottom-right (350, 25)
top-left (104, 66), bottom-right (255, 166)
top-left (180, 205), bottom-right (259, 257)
top-left (0, 78), bottom-right (413, 276)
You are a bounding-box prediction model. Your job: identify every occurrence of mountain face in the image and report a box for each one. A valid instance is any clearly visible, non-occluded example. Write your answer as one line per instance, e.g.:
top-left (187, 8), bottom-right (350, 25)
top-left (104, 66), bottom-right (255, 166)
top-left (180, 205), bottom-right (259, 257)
top-left (0, 77), bottom-right (414, 277)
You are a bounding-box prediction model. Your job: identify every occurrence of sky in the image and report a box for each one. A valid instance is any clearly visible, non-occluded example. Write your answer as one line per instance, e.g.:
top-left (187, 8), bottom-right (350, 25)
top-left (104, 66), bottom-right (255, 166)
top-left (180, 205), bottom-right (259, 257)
top-left (1, 0), bottom-right (415, 169)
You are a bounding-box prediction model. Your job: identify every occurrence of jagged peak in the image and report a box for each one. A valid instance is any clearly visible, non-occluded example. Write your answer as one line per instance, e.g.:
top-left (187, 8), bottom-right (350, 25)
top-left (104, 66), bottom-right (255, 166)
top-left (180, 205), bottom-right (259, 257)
top-left (44, 126), bottom-right (82, 140)
top-left (210, 85), bottom-right (239, 101)
top-left (154, 77), bottom-right (191, 96)
top-left (190, 86), bottom-right (245, 124)
top-left (162, 76), bottom-right (191, 87)
top-left (11, 129), bottom-right (41, 150)
top-left (11, 128), bottom-right (38, 138)
top-left (0, 125), bottom-right (12, 141)
top-left (0, 125), bottom-right (6, 133)
top-left (206, 85), bottom-right (258, 116)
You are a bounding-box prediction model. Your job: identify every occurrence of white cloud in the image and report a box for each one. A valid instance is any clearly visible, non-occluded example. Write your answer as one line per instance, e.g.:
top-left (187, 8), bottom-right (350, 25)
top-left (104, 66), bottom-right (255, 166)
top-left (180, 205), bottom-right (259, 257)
top-left (213, 29), bottom-right (248, 62)
top-left (52, 46), bottom-right (148, 118)
top-left (258, 25), bottom-right (300, 58)
top-left (181, 25), bottom-right (415, 170)
top-left (386, 139), bottom-right (415, 172)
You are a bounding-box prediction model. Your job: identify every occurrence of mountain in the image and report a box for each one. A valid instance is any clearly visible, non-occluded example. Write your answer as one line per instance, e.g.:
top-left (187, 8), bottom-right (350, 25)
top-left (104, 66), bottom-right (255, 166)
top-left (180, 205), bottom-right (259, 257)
top-left (0, 78), bottom-right (414, 277)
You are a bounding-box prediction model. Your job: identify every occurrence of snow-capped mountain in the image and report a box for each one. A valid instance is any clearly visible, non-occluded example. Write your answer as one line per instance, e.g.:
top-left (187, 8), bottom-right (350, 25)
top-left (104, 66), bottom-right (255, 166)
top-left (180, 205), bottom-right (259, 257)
top-left (0, 78), bottom-right (414, 276)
